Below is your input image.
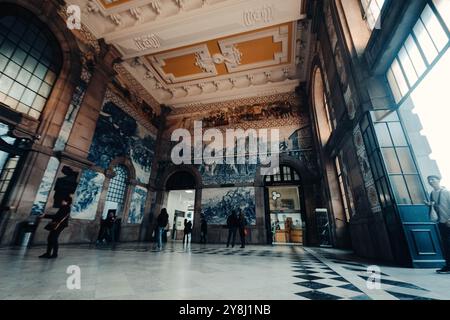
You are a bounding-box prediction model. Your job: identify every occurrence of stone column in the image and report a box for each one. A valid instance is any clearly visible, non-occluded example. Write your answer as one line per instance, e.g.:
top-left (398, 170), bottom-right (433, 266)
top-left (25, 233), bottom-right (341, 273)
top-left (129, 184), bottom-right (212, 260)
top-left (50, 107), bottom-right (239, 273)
top-left (144, 105), bottom-right (171, 242)
top-left (64, 46), bottom-right (121, 160)
top-left (191, 187), bottom-right (203, 243)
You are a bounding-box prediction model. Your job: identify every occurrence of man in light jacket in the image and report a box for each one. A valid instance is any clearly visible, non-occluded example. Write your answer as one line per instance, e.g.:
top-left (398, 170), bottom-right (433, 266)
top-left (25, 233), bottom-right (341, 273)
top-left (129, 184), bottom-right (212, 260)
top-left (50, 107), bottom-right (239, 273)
top-left (427, 175), bottom-right (450, 273)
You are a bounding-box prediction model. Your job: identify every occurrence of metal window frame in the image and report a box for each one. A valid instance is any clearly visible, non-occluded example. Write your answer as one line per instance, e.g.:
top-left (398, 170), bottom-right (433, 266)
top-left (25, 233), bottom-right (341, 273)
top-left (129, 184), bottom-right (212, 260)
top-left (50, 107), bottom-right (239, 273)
top-left (0, 8), bottom-right (62, 118)
top-left (106, 165), bottom-right (129, 208)
top-left (386, 0), bottom-right (450, 107)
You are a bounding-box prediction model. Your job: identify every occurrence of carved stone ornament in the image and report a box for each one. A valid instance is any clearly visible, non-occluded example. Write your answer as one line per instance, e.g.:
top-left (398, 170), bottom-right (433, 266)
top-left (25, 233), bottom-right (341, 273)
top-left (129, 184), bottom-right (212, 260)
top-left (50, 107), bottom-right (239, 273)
top-left (195, 45), bottom-right (243, 73)
top-left (243, 5), bottom-right (274, 27)
top-left (135, 34), bottom-right (161, 51)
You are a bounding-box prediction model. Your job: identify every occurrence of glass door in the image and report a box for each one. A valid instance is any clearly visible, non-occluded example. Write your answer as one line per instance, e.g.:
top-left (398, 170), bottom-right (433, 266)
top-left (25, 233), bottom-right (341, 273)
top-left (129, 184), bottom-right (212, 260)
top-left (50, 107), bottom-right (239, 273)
top-left (268, 186), bottom-right (304, 245)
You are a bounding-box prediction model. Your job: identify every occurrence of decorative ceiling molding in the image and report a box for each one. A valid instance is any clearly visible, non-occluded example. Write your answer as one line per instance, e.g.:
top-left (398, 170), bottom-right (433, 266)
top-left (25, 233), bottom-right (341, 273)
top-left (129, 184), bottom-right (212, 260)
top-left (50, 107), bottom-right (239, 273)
top-left (168, 91), bottom-right (300, 115)
top-left (113, 63), bottom-right (161, 114)
top-left (142, 21), bottom-right (293, 86)
top-left (58, 4), bottom-right (101, 53)
top-left (63, 0), bottom-right (308, 112)
top-left (149, 44), bottom-right (218, 83)
top-left (243, 4), bottom-right (274, 27)
top-left (118, 21), bottom-right (308, 107)
top-left (217, 24), bottom-right (289, 73)
top-left (66, 0), bottom-right (305, 58)
top-left (166, 78), bottom-right (300, 108)
top-left (103, 87), bottom-right (159, 135)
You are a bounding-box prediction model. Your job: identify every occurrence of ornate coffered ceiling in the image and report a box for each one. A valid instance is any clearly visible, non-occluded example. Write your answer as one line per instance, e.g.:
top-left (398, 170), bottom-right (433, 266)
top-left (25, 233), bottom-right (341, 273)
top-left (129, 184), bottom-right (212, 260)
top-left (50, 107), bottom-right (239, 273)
top-left (65, 0), bottom-right (311, 108)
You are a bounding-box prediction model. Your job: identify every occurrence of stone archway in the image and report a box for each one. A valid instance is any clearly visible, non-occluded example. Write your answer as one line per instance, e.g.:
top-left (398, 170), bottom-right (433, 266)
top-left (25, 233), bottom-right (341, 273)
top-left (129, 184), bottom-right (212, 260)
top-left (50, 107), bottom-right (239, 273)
top-left (150, 165), bottom-right (203, 243)
top-left (255, 155), bottom-right (320, 246)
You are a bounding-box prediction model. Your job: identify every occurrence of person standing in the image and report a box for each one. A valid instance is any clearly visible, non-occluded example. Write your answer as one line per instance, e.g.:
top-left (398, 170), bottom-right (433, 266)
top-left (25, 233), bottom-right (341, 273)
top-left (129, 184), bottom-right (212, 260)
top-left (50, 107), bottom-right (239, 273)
top-left (39, 196), bottom-right (72, 259)
top-left (96, 214), bottom-right (108, 245)
top-left (238, 211), bottom-right (247, 249)
top-left (226, 211), bottom-right (238, 248)
top-left (156, 208), bottom-right (169, 250)
top-left (200, 217), bottom-right (208, 244)
top-left (96, 210), bottom-right (116, 245)
top-left (427, 175), bottom-right (450, 273)
top-left (183, 219), bottom-right (192, 246)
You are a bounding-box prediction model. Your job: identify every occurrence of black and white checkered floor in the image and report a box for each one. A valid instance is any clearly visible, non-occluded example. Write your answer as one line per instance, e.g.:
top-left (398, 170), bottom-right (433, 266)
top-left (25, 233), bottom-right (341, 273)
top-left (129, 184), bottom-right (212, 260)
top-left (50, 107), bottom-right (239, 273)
top-left (290, 254), bottom-right (372, 300)
top-left (298, 248), bottom-right (443, 300)
top-left (85, 243), bottom-right (447, 300)
top-left (1, 243), bottom-right (449, 300)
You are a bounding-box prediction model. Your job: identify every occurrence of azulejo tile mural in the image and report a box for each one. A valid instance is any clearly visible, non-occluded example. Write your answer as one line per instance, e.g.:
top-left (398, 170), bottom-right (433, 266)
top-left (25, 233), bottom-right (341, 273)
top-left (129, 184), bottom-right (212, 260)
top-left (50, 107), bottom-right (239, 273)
top-left (71, 170), bottom-right (105, 220)
top-left (197, 125), bottom-right (315, 185)
top-left (54, 70), bottom-right (90, 152)
top-left (88, 102), bottom-right (156, 184)
top-left (30, 157), bottom-right (60, 215)
top-left (201, 187), bottom-right (256, 225)
top-left (127, 186), bottom-right (148, 224)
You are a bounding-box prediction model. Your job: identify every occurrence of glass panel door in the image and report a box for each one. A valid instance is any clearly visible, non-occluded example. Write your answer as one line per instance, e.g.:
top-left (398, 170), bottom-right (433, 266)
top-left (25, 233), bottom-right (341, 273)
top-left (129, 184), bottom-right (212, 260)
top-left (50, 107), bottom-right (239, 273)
top-left (268, 186), bottom-right (304, 245)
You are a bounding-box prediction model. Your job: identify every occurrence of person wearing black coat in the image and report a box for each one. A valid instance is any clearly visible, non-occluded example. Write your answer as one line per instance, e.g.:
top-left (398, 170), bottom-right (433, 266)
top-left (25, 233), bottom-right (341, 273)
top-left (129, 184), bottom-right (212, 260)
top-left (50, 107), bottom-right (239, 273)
top-left (200, 218), bottom-right (208, 244)
top-left (39, 196), bottom-right (72, 259)
top-left (156, 208), bottom-right (169, 249)
top-left (238, 211), bottom-right (248, 249)
top-left (96, 210), bottom-right (116, 245)
top-left (226, 211), bottom-right (239, 248)
top-left (183, 219), bottom-right (192, 245)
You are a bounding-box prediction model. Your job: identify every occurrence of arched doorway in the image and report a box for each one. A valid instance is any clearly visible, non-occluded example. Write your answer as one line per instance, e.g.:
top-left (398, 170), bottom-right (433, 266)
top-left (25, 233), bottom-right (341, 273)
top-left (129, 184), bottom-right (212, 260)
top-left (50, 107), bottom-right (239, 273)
top-left (103, 165), bottom-right (129, 220)
top-left (164, 170), bottom-right (196, 242)
top-left (264, 165), bottom-right (306, 246)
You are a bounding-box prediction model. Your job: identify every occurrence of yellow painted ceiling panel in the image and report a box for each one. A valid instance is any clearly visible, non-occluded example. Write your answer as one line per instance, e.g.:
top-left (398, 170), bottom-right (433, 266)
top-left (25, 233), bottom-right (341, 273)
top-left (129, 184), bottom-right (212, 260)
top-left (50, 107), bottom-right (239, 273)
top-left (162, 54), bottom-right (205, 78)
top-left (150, 23), bottom-right (293, 83)
top-left (236, 36), bottom-right (283, 65)
top-left (99, 0), bottom-right (132, 9)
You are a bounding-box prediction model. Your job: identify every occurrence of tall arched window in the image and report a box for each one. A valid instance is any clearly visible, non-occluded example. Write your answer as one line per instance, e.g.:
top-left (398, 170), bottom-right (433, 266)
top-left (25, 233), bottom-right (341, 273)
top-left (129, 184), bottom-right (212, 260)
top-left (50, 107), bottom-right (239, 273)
top-left (360, 0), bottom-right (386, 30)
top-left (313, 67), bottom-right (335, 146)
top-left (104, 165), bottom-right (129, 219)
top-left (313, 66), bottom-right (354, 222)
top-left (0, 5), bottom-right (62, 119)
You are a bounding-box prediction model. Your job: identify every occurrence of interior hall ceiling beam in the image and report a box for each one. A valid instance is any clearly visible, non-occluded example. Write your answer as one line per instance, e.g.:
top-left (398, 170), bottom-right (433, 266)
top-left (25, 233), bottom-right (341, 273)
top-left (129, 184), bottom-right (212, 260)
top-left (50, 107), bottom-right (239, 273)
top-left (68, 0), bottom-right (305, 58)
top-left (64, 0), bottom-right (309, 108)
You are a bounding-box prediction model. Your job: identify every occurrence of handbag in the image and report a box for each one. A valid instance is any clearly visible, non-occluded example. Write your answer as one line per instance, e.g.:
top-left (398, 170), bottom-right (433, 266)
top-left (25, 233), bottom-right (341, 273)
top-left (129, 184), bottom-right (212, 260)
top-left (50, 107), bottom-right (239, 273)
top-left (429, 190), bottom-right (442, 222)
top-left (44, 214), bottom-right (69, 231)
top-left (429, 206), bottom-right (439, 222)
top-left (44, 222), bottom-right (58, 231)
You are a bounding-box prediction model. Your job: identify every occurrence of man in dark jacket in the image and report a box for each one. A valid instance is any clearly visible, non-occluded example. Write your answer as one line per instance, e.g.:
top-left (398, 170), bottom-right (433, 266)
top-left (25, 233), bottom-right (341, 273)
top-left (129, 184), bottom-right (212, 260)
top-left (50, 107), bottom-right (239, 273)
top-left (427, 175), bottom-right (450, 273)
top-left (238, 211), bottom-right (247, 249)
top-left (200, 218), bottom-right (208, 244)
top-left (39, 196), bottom-right (72, 259)
top-left (226, 211), bottom-right (239, 248)
top-left (97, 210), bottom-right (117, 245)
top-left (52, 166), bottom-right (78, 208)
top-left (156, 208), bottom-right (169, 249)
top-left (183, 219), bottom-right (192, 246)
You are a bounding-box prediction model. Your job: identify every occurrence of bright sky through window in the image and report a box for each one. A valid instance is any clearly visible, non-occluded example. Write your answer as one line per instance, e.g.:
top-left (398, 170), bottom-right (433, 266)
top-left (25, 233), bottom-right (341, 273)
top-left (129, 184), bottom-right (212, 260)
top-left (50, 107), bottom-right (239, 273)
top-left (410, 48), bottom-right (450, 187)
top-left (361, 0), bottom-right (386, 30)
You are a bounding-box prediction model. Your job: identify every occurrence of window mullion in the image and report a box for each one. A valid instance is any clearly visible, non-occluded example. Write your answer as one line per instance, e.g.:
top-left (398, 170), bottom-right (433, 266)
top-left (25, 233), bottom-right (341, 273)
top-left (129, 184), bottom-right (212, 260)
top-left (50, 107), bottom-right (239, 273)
top-left (410, 32), bottom-right (431, 68)
top-left (429, 0), bottom-right (450, 39)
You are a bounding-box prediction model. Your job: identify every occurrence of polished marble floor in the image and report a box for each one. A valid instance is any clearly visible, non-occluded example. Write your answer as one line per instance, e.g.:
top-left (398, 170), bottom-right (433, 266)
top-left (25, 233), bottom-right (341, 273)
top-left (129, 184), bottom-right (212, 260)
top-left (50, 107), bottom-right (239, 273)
top-left (0, 242), bottom-right (449, 300)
